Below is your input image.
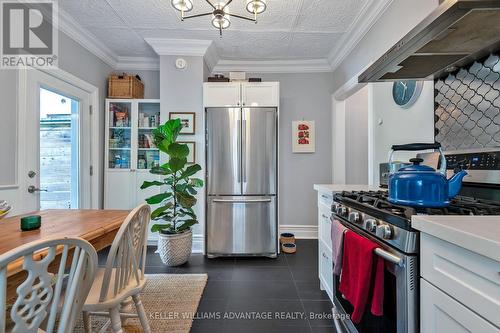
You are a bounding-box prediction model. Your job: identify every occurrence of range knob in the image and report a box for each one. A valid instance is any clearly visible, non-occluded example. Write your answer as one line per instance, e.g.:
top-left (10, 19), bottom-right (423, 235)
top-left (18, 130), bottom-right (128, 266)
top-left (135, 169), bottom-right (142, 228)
top-left (336, 206), bottom-right (347, 217)
top-left (376, 224), bottom-right (393, 239)
top-left (348, 212), bottom-right (362, 223)
top-left (365, 219), bottom-right (379, 232)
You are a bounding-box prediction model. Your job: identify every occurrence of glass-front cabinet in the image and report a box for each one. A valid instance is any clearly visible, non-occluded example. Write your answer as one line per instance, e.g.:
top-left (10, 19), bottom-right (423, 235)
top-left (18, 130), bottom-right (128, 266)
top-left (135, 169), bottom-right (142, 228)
top-left (137, 102), bottom-right (160, 170)
top-left (105, 99), bottom-right (163, 227)
top-left (105, 100), bottom-right (161, 171)
top-left (108, 101), bottom-right (132, 169)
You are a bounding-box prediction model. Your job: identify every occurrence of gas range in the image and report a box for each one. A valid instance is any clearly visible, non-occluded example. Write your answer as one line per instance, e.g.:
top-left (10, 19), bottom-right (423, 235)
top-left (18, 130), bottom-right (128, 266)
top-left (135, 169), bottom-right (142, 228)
top-left (332, 190), bottom-right (500, 254)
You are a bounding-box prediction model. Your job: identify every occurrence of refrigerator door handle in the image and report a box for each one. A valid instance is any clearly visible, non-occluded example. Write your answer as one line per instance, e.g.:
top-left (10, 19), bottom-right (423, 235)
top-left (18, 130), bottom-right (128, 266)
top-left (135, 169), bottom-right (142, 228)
top-left (237, 117), bottom-right (242, 186)
top-left (241, 118), bottom-right (247, 183)
top-left (212, 198), bottom-right (272, 203)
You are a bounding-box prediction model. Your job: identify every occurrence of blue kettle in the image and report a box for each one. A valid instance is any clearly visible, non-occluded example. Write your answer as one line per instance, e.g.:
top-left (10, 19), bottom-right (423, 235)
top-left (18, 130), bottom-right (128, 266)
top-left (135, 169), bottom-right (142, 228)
top-left (388, 143), bottom-right (468, 208)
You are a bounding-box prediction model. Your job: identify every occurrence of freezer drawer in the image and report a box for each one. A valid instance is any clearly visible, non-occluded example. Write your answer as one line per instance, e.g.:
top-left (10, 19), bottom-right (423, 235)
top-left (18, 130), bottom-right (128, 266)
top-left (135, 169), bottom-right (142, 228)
top-left (207, 196), bottom-right (277, 256)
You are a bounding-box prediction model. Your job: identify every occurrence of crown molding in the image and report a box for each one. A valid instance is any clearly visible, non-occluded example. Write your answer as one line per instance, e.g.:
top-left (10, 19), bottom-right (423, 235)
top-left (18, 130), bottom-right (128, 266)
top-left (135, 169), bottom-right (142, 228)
top-left (212, 59), bottom-right (333, 74)
top-left (58, 8), bottom-right (118, 69)
top-left (115, 57), bottom-right (159, 71)
top-left (204, 43), bottom-right (220, 73)
top-left (327, 0), bottom-right (393, 72)
top-left (145, 38), bottom-right (213, 57)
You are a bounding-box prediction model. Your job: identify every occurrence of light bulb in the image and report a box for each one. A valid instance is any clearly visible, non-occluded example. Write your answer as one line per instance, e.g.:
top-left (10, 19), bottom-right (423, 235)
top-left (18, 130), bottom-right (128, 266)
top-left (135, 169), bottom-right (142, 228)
top-left (171, 0), bottom-right (193, 12)
top-left (246, 0), bottom-right (267, 14)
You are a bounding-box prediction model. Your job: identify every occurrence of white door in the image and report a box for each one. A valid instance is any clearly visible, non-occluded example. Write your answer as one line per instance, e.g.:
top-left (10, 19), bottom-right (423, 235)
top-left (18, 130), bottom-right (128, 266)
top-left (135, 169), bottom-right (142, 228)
top-left (203, 82), bottom-right (241, 107)
top-left (241, 82), bottom-right (279, 107)
top-left (21, 69), bottom-right (93, 212)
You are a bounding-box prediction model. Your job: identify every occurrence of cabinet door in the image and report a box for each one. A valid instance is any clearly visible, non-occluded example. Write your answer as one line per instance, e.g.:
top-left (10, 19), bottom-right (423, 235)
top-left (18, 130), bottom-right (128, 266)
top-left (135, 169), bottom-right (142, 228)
top-left (107, 100), bottom-right (133, 170)
top-left (203, 83), bottom-right (241, 107)
top-left (105, 170), bottom-right (135, 209)
top-left (136, 171), bottom-right (163, 242)
top-left (241, 82), bottom-right (279, 107)
top-left (421, 279), bottom-right (499, 333)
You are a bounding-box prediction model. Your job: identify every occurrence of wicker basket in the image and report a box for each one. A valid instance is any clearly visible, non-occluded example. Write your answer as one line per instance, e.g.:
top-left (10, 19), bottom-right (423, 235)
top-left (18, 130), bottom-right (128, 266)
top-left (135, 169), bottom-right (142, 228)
top-left (280, 233), bottom-right (295, 244)
top-left (108, 74), bottom-right (144, 99)
top-left (282, 243), bottom-right (296, 254)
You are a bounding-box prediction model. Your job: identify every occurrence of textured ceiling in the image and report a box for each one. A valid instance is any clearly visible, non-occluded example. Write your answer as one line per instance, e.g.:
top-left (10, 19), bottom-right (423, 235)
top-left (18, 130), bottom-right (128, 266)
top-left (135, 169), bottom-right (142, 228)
top-left (60, 0), bottom-right (369, 60)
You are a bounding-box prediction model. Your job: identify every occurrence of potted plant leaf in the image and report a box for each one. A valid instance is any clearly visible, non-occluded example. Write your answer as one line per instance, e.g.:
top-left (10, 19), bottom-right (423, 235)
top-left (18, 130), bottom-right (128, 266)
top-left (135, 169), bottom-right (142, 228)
top-left (140, 118), bottom-right (203, 266)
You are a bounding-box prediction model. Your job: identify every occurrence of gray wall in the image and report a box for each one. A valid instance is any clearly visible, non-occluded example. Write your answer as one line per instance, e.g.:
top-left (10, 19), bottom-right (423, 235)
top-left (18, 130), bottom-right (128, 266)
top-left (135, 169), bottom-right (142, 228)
top-left (160, 55), bottom-right (205, 244)
top-left (251, 73), bottom-right (334, 227)
top-left (345, 86), bottom-right (369, 184)
top-left (331, 0), bottom-right (439, 92)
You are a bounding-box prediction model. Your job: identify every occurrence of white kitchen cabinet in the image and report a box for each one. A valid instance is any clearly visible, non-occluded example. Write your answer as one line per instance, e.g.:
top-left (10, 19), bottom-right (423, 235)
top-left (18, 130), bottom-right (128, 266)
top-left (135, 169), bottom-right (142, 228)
top-left (241, 82), bottom-right (279, 107)
top-left (421, 233), bottom-right (500, 327)
top-left (203, 82), bottom-right (279, 107)
top-left (105, 99), bottom-right (162, 242)
top-left (317, 190), bottom-right (334, 302)
top-left (421, 279), bottom-right (499, 333)
top-left (203, 82), bottom-right (241, 107)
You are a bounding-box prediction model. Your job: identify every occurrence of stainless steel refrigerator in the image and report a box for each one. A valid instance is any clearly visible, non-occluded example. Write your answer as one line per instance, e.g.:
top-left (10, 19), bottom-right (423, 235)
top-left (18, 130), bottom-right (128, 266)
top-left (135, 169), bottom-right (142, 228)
top-left (206, 107), bottom-right (278, 258)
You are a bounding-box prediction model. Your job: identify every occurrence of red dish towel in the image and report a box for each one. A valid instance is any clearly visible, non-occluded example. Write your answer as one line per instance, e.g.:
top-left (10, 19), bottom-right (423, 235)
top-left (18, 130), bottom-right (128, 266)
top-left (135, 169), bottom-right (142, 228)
top-left (339, 230), bottom-right (385, 323)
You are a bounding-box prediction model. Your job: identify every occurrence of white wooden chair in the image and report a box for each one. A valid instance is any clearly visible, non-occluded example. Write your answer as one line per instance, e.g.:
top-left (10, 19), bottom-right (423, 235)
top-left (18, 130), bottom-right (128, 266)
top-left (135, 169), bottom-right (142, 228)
top-left (0, 237), bottom-right (98, 333)
top-left (82, 204), bottom-right (151, 333)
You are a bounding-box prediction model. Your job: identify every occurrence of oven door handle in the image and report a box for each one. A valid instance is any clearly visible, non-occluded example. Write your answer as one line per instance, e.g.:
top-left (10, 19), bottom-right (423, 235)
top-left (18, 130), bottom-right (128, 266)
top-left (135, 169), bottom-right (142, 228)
top-left (332, 306), bottom-right (346, 333)
top-left (374, 248), bottom-right (403, 266)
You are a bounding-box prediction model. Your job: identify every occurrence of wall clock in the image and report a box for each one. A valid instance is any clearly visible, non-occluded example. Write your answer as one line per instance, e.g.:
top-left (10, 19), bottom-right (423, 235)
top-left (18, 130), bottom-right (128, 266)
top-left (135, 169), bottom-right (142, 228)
top-left (392, 80), bottom-right (423, 108)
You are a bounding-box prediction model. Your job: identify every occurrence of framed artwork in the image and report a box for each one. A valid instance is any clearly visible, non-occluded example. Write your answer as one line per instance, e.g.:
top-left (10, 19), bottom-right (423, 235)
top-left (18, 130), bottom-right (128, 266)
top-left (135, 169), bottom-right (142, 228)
top-left (179, 141), bottom-right (196, 164)
top-left (169, 112), bottom-right (195, 134)
top-left (292, 120), bottom-right (315, 153)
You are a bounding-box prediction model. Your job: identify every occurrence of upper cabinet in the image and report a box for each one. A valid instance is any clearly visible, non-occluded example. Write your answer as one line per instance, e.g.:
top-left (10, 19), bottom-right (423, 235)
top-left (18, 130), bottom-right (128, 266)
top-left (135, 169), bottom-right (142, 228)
top-left (203, 82), bottom-right (279, 107)
top-left (242, 82), bottom-right (279, 107)
top-left (203, 82), bottom-right (241, 107)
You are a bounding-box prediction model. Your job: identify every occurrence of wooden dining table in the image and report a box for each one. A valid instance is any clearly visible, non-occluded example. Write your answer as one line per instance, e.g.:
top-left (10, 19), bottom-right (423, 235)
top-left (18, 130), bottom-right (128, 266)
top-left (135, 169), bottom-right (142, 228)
top-left (0, 209), bottom-right (130, 299)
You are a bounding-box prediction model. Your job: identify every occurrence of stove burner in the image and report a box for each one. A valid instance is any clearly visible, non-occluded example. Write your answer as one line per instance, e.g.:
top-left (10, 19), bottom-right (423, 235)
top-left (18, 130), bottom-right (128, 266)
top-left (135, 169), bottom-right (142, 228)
top-left (336, 190), bottom-right (500, 223)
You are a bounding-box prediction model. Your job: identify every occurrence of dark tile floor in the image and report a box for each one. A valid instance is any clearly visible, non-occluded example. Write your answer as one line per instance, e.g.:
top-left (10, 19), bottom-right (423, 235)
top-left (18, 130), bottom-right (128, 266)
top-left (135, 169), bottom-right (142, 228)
top-left (98, 240), bottom-right (335, 333)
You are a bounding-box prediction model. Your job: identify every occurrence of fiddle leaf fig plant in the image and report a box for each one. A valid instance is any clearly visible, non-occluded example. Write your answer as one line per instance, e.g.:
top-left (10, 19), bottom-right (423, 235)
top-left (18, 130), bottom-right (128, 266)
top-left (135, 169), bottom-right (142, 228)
top-left (141, 118), bottom-right (203, 234)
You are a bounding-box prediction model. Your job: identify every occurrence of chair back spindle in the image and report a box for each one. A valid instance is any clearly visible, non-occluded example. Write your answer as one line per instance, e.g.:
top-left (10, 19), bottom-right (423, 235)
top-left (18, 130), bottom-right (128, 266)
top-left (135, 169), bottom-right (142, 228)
top-left (0, 237), bottom-right (97, 333)
top-left (99, 204), bottom-right (151, 302)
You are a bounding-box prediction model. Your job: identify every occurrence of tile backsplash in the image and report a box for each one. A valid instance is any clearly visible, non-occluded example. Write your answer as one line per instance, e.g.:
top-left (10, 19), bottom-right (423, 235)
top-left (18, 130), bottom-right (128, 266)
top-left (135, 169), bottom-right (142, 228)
top-left (434, 53), bottom-right (500, 150)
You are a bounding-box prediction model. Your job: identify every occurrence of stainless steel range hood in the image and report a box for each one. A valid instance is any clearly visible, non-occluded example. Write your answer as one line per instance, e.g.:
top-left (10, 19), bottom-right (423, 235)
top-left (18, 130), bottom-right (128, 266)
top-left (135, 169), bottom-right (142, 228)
top-left (359, 0), bottom-right (500, 83)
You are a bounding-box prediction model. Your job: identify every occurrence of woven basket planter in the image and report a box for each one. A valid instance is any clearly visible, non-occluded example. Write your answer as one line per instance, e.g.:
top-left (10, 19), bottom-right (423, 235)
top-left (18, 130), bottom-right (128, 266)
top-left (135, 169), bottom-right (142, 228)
top-left (157, 229), bottom-right (192, 267)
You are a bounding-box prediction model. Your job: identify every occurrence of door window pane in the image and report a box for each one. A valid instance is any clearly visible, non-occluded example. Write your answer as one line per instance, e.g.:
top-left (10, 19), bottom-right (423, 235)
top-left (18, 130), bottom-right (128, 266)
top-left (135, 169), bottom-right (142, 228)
top-left (39, 87), bottom-right (79, 209)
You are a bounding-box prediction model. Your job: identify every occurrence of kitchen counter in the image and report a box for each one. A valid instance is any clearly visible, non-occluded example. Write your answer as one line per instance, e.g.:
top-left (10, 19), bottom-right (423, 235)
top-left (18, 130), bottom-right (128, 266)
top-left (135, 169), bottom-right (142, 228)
top-left (314, 184), bottom-right (383, 193)
top-left (412, 215), bottom-right (500, 262)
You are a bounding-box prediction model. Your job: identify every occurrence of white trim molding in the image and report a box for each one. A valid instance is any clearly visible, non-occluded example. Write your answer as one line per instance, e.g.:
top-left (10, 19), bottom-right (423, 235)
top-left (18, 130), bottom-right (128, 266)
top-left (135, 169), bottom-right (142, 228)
top-left (279, 225), bottom-right (318, 239)
top-left (192, 234), bottom-right (204, 254)
top-left (115, 57), bottom-right (160, 71)
top-left (213, 59), bottom-right (333, 74)
top-left (145, 38), bottom-right (213, 57)
top-left (327, 0), bottom-right (394, 72)
top-left (58, 8), bottom-right (118, 68)
top-left (147, 234), bottom-right (204, 254)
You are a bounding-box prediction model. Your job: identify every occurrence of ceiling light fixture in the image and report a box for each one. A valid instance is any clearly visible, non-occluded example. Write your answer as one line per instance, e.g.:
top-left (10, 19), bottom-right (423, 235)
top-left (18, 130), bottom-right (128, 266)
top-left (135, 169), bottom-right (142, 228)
top-left (171, 0), bottom-right (267, 36)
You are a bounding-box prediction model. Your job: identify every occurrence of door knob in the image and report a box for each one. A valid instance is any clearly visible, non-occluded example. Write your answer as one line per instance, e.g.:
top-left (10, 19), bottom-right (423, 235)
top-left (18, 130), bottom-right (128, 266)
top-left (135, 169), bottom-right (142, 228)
top-left (28, 171), bottom-right (36, 178)
top-left (28, 185), bottom-right (47, 193)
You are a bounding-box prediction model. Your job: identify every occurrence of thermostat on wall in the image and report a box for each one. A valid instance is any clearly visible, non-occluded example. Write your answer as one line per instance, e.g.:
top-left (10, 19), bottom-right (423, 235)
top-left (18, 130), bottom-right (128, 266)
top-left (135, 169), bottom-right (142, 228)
top-left (175, 58), bottom-right (187, 70)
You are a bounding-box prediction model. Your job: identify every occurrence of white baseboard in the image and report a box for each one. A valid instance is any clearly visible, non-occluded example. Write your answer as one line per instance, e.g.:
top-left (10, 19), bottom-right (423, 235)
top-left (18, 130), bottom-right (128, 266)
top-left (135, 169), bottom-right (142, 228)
top-left (192, 234), bottom-right (204, 254)
top-left (146, 226), bottom-right (318, 254)
top-left (147, 234), bottom-right (204, 253)
top-left (279, 225), bottom-right (318, 239)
